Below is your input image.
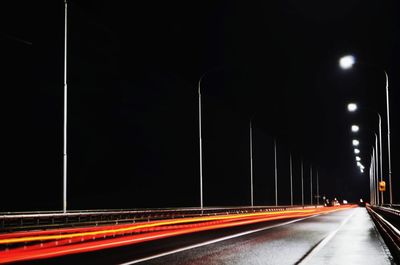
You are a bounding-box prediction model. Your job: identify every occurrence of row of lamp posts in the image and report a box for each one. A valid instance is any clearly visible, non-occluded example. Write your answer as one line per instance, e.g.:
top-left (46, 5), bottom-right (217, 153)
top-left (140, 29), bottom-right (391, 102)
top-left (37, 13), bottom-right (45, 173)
top-left (61, 3), bottom-right (393, 212)
top-left (339, 55), bottom-right (393, 205)
top-left (198, 74), bottom-right (319, 209)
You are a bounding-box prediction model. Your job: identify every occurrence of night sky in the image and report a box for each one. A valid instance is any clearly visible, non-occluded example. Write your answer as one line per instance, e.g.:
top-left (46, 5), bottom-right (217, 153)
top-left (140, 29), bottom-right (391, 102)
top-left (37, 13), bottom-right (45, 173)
top-left (2, 0), bottom-right (399, 211)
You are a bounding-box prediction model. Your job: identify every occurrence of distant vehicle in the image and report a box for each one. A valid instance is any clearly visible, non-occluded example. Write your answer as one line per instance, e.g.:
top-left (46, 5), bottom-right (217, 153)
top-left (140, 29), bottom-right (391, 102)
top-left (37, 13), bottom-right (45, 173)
top-left (325, 198), bottom-right (340, 207)
top-left (342, 200), bottom-right (348, 205)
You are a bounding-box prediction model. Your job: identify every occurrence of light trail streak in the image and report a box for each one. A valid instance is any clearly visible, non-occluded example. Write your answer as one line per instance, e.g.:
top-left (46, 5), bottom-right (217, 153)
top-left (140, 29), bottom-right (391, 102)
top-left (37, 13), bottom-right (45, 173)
top-left (0, 205), bottom-right (355, 264)
top-left (0, 209), bottom-right (317, 244)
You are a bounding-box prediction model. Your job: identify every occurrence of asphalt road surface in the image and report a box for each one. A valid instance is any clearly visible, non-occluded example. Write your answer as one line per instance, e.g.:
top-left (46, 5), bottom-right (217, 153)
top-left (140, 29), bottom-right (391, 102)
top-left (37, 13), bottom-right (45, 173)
top-left (25, 207), bottom-right (394, 265)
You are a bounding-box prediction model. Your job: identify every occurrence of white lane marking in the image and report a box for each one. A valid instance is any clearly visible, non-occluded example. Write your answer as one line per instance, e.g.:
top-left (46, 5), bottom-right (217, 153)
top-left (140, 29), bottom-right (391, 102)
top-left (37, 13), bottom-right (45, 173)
top-left (119, 214), bottom-right (322, 265)
top-left (297, 208), bottom-right (357, 265)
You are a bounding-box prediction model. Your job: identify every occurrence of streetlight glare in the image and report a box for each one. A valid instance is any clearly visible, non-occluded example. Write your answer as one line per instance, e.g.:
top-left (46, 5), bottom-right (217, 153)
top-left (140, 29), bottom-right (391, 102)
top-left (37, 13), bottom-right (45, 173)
top-left (356, 156), bottom-right (361, 161)
top-left (347, 103), bottom-right (357, 112)
top-left (352, 139), bottom-right (359, 146)
top-left (351, 125), bottom-right (359, 132)
top-left (354, 148), bottom-right (360, 154)
top-left (339, 55), bottom-right (355, 69)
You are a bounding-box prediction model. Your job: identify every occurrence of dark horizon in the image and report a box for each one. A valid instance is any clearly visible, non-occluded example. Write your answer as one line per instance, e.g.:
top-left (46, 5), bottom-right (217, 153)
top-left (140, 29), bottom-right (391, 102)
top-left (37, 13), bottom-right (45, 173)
top-left (2, 0), bottom-right (399, 211)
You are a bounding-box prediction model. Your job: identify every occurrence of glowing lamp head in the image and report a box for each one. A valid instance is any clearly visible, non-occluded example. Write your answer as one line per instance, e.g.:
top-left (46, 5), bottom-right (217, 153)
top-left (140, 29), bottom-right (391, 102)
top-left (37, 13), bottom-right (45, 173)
top-left (356, 156), bottom-right (361, 161)
top-left (347, 103), bottom-right (357, 112)
top-left (352, 139), bottom-right (359, 146)
top-left (354, 148), bottom-right (360, 154)
top-left (339, 55), bottom-right (355, 69)
top-left (351, 125), bottom-right (359, 133)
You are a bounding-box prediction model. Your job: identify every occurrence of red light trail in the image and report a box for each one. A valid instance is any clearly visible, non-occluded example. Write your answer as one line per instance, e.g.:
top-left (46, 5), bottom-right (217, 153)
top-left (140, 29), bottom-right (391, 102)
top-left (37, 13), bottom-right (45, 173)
top-left (0, 205), bottom-right (355, 264)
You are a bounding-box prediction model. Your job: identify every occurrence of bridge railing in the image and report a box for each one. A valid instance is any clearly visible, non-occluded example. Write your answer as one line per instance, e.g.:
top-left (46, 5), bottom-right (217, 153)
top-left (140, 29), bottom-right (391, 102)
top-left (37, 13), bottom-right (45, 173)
top-left (367, 205), bottom-right (400, 263)
top-left (0, 205), bottom-right (322, 233)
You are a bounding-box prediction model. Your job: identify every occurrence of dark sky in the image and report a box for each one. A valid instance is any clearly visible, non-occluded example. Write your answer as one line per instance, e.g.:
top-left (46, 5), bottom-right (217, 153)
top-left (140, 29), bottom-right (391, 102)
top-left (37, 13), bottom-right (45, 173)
top-left (2, 0), bottom-right (399, 211)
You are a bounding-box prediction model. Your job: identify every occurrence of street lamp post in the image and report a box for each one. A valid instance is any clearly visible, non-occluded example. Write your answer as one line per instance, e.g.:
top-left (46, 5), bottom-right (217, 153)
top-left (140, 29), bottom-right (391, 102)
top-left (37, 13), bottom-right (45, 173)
top-left (274, 139), bottom-right (278, 206)
top-left (197, 75), bottom-right (205, 210)
top-left (63, 0), bottom-right (68, 213)
top-left (340, 56), bottom-right (393, 204)
top-left (371, 151), bottom-right (377, 205)
top-left (369, 158), bottom-right (374, 205)
top-left (375, 135), bottom-right (380, 205)
top-left (301, 160), bottom-right (304, 207)
top-left (310, 166), bottom-right (313, 205)
top-left (249, 120), bottom-right (254, 207)
top-left (316, 170), bottom-right (319, 205)
top-left (384, 72), bottom-right (393, 204)
top-left (348, 104), bottom-right (384, 201)
top-left (378, 114), bottom-right (384, 204)
top-left (290, 153), bottom-right (293, 206)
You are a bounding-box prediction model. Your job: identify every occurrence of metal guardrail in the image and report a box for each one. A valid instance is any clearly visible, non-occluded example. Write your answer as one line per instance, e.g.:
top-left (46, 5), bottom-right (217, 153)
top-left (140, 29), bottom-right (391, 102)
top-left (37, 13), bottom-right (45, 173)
top-left (367, 205), bottom-right (400, 263)
top-left (0, 205), bottom-right (322, 233)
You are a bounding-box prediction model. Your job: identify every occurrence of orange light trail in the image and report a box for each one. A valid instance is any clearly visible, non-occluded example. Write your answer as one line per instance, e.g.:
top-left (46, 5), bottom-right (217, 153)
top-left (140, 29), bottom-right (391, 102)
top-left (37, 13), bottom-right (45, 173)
top-left (0, 205), bottom-right (355, 264)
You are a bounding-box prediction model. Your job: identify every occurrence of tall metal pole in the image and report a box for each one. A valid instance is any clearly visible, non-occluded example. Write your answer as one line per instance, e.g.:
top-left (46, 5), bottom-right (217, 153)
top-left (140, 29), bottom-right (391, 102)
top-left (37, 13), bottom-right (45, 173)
top-left (372, 148), bottom-right (377, 205)
top-left (371, 152), bottom-right (374, 205)
top-left (384, 71), bottom-right (392, 204)
top-left (374, 136), bottom-right (380, 205)
top-left (369, 158), bottom-right (372, 205)
top-left (310, 166), bottom-right (313, 205)
top-left (198, 77), bottom-right (204, 210)
top-left (249, 121), bottom-right (254, 207)
top-left (289, 153), bottom-right (293, 206)
top-left (274, 139), bottom-right (278, 206)
top-left (63, 0), bottom-right (68, 213)
top-left (378, 114), bottom-right (384, 204)
top-left (316, 170), bottom-right (319, 205)
top-left (371, 154), bottom-right (374, 205)
top-left (301, 160), bottom-right (304, 207)
top-left (372, 154), bottom-right (375, 205)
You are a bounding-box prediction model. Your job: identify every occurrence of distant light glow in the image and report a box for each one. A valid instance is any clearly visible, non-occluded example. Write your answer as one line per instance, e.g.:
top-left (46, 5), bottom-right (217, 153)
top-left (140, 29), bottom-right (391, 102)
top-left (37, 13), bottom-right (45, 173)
top-left (351, 125), bottom-right (359, 132)
top-left (352, 139), bottom-right (359, 146)
top-left (339, 55), bottom-right (355, 69)
top-left (354, 148), bottom-right (360, 154)
top-left (356, 156), bottom-right (361, 161)
top-left (347, 103), bottom-right (357, 112)
top-left (360, 168), bottom-right (364, 173)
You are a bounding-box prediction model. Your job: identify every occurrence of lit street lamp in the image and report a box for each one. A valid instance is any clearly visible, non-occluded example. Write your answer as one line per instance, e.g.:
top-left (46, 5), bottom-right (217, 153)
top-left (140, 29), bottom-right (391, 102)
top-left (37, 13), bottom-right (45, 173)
top-left (351, 125), bottom-right (359, 133)
top-left (352, 139), bottom-right (359, 146)
top-left (347, 103), bottom-right (357, 112)
top-left (339, 55), bottom-right (355, 69)
top-left (339, 55), bottom-right (393, 204)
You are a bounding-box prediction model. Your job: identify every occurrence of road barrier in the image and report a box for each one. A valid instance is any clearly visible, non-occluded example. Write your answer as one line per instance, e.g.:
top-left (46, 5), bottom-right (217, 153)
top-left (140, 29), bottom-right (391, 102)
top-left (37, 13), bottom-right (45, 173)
top-left (367, 205), bottom-right (400, 263)
top-left (0, 205), bottom-right (322, 233)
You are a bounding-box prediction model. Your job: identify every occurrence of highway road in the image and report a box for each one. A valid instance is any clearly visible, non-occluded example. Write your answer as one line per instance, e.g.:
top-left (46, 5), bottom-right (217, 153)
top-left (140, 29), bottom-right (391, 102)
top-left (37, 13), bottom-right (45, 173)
top-left (19, 207), bottom-right (393, 265)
